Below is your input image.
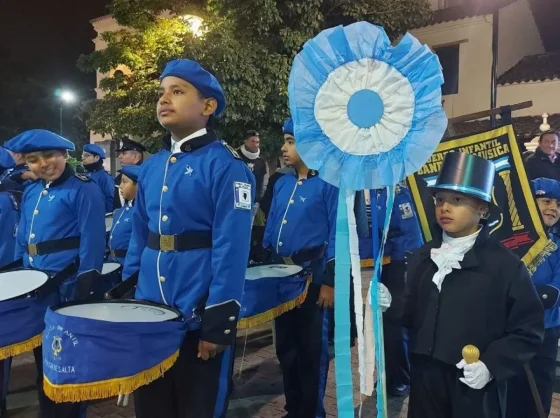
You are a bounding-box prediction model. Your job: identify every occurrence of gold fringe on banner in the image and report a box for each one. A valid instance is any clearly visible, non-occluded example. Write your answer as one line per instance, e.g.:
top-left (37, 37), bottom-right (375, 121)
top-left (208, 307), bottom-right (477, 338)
top-left (0, 334), bottom-right (42, 361)
top-left (43, 349), bottom-right (179, 403)
top-left (238, 276), bottom-right (312, 330)
top-left (525, 239), bottom-right (558, 275)
top-left (360, 256), bottom-right (392, 269)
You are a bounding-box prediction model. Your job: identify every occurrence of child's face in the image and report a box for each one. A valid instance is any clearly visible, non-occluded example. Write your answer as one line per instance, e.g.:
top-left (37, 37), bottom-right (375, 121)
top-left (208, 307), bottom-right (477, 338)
top-left (434, 191), bottom-right (488, 237)
top-left (157, 76), bottom-right (217, 136)
top-left (536, 197), bottom-right (560, 227)
top-left (25, 150), bottom-right (67, 182)
top-left (119, 174), bottom-right (138, 201)
top-left (281, 134), bottom-right (302, 167)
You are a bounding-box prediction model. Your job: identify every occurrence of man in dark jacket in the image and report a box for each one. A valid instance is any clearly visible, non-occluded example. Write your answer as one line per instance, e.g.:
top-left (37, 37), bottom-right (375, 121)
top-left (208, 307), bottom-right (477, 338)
top-left (114, 138), bottom-right (145, 209)
top-left (524, 130), bottom-right (560, 181)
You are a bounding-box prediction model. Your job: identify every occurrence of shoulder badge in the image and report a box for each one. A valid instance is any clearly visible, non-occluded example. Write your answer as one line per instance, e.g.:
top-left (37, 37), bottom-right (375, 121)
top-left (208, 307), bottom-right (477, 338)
top-left (75, 173), bottom-right (90, 182)
top-left (223, 143), bottom-right (242, 160)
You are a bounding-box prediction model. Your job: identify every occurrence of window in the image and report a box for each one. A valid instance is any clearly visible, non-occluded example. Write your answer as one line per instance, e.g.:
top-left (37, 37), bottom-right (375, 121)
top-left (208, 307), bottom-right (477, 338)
top-left (435, 44), bottom-right (460, 95)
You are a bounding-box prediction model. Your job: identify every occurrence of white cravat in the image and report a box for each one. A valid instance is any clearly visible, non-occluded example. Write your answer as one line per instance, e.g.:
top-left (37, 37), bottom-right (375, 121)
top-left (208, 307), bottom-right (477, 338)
top-left (171, 128), bottom-right (207, 154)
top-left (430, 228), bottom-right (481, 291)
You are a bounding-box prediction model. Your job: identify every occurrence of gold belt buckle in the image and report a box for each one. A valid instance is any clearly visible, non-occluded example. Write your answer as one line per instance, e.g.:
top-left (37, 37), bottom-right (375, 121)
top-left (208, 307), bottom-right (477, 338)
top-left (159, 235), bottom-right (175, 252)
top-left (28, 243), bottom-right (38, 256)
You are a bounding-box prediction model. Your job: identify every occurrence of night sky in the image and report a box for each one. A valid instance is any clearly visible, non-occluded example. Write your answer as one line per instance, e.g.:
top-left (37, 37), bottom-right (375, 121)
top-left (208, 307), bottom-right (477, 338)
top-left (0, 0), bottom-right (111, 105)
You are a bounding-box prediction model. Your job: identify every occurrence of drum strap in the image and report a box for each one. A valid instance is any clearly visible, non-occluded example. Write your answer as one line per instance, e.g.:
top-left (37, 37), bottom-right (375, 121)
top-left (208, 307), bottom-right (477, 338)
top-left (274, 244), bottom-right (326, 266)
top-left (147, 231), bottom-right (212, 252)
top-left (0, 258), bottom-right (24, 273)
top-left (110, 249), bottom-right (128, 258)
top-left (37, 259), bottom-right (80, 298)
top-left (27, 236), bottom-right (81, 256)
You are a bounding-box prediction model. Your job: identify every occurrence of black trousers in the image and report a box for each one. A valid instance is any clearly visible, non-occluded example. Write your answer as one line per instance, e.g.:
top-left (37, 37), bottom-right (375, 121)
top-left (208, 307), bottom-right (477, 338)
top-left (0, 358), bottom-right (10, 417)
top-left (134, 330), bottom-right (234, 418)
top-left (408, 355), bottom-right (504, 418)
top-left (33, 346), bottom-right (84, 418)
top-left (381, 262), bottom-right (410, 392)
top-left (506, 325), bottom-right (560, 418)
top-left (275, 283), bottom-right (330, 418)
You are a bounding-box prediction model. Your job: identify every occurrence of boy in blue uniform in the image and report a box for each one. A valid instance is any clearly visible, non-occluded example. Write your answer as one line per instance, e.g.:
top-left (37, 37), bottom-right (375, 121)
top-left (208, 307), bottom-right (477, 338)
top-left (263, 118), bottom-right (337, 418)
top-left (82, 143), bottom-right (115, 213)
top-left (507, 177), bottom-right (560, 417)
top-left (108, 165), bottom-right (140, 265)
top-left (8, 129), bottom-right (106, 418)
top-left (123, 59), bottom-right (254, 418)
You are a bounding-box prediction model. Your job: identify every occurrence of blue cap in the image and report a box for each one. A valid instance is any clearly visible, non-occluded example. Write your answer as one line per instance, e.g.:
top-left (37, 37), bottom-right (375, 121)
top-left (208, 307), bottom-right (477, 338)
top-left (161, 59), bottom-right (226, 116)
top-left (4, 130), bottom-right (75, 154)
top-left (0, 147), bottom-right (15, 169)
top-left (119, 165), bottom-right (141, 183)
top-left (532, 177), bottom-right (560, 200)
top-left (83, 144), bottom-right (106, 159)
top-left (283, 119), bottom-right (294, 136)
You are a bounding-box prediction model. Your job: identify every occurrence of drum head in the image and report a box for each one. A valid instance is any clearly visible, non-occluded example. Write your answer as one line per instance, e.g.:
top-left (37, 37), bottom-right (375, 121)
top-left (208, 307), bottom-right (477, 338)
top-left (56, 301), bottom-right (180, 323)
top-left (245, 264), bottom-right (303, 281)
top-left (102, 263), bottom-right (121, 275)
top-left (0, 270), bottom-right (49, 301)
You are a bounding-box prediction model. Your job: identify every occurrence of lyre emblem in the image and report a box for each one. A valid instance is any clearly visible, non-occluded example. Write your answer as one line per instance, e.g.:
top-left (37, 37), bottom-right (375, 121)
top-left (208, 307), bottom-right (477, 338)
top-left (52, 336), bottom-right (62, 358)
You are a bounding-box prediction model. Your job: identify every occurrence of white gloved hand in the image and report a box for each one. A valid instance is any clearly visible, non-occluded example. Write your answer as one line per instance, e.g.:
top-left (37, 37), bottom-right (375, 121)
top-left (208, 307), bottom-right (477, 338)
top-left (378, 283), bottom-right (392, 312)
top-left (456, 359), bottom-right (492, 389)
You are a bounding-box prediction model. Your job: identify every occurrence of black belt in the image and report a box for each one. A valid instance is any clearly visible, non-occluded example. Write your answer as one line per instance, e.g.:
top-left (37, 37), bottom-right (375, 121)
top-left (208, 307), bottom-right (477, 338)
top-left (276, 244), bottom-right (326, 266)
top-left (28, 237), bottom-right (80, 256)
top-left (147, 231), bottom-right (212, 252)
top-left (110, 248), bottom-right (128, 259)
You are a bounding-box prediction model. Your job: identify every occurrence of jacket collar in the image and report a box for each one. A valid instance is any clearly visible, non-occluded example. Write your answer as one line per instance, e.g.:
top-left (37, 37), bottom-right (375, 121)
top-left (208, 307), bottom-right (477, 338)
top-left (84, 160), bottom-right (104, 173)
top-left (44, 164), bottom-right (75, 188)
top-left (535, 148), bottom-right (559, 162)
top-left (161, 130), bottom-right (218, 152)
top-left (290, 168), bottom-right (318, 179)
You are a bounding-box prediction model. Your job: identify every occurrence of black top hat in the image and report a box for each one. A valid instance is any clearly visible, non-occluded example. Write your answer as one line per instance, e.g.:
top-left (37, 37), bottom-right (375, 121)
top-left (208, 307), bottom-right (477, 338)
top-left (115, 138), bottom-right (147, 153)
top-left (428, 152), bottom-right (500, 212)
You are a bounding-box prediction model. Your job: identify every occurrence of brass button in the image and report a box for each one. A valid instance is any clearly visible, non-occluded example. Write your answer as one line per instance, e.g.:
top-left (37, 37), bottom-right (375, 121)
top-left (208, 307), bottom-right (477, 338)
top-left (282, 220), bottom-right (287, 225)
top-left (170, 157), bottom-right (177, 163)
top-left (30, 233), bottom-right (35, 239)
top-left (229, 316), bottom-right (236, 322)
top-left (42, 190), bottom-right (48, 196)
top-left (29, 256), bottom-right (33, 263)
top-left (162, 215), bottom-right (168, 222)
top-left (163, 186), bottom-right (168, 192)
top-left (33, 210), bottom-right (39, 215)
top-left (279, 242), bottom-right (283, 247)
top-left (298, 181), bottom-right (303, 185)
top-left (116, 221), bottom-right (120, 225)
top-left (543, 294), bottom-right (548, 300)
top-left (289, 200), bottom-right (294, 204)
top-left (125, 207), bottom-right (129, 211)
top-left (224, 329), bottom-right (231, 335)
top-left (159, 276), bottom-right (166, 283)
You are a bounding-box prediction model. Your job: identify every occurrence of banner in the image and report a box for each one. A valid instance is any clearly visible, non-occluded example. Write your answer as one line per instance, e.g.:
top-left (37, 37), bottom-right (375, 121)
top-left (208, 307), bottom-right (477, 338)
top-left (407, 125), bottom-right (553, 273)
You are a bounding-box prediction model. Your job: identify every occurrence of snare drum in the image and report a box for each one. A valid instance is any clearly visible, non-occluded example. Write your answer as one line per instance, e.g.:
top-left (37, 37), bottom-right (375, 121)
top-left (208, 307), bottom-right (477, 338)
top-left (238, 264), bottom-right (311, 329)
top-left (0, 269), bottom-right (58, 360)
top-left (42, 300), bottom-right (187, 403)
top-left (91, 262), bottom-right (122, 300)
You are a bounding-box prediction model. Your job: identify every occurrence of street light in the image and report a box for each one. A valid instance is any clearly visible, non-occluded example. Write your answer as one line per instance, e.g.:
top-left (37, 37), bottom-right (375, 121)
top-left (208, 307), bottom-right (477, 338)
top-left (57, 90), bottom-right (76, 136)
top-left (182, 15), bottom-right (205, 37)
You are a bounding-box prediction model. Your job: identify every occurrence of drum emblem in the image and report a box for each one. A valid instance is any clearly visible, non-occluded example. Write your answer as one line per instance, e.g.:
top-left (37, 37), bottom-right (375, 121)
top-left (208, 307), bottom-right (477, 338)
top-left (52, 336), bottom-right (63, 358)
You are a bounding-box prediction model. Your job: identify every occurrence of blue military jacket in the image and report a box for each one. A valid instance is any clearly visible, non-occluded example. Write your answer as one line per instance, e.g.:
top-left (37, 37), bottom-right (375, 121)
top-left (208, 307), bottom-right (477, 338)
top-left (16, 165), bottom-right (106, 300)
top-left (378, 185), bottom-right (423, 261)
top-left (123, 131), bottom-right (255, 345)
top-left (531, 232), bottom-right (560, 329)
top-left (0, 192), bottom-right (20, 268)
top-left (85, 161), bottom-right (115, 214)
top-left (108, 202), bottom-right (134, 265)
top-left (263, 170), bottom-right (337, 285)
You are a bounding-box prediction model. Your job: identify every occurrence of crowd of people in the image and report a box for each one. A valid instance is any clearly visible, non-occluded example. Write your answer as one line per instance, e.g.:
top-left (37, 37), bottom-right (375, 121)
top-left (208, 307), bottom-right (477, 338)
top-left (0, 56), bottom-right (559, 418)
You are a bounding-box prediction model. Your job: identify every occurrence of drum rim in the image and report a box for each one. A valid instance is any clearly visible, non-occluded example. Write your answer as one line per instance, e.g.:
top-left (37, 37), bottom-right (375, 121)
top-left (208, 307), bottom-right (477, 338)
top-left (51, 299), bottom-right (185, 322)
top-left (0, 268), bottom-right (50, 301)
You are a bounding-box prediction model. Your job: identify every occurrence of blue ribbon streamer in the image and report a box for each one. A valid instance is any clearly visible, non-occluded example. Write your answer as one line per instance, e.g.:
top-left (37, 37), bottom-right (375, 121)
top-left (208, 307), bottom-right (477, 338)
top-left (370, 186), bottom-right (395, 418)
top-left (334, 187), bottom-right (353, 417)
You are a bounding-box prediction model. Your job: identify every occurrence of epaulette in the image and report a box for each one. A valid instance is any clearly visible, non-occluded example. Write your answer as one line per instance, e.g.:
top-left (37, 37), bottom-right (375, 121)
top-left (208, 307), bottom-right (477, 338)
top-left (223, 143), bottom-right (242, 160)
top-left (75, 173), bottom-right (90, 182)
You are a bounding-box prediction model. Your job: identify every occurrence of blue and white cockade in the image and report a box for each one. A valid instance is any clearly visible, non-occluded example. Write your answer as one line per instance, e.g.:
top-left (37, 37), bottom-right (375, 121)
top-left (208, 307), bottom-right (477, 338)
top-left (288, 22), bottom-right (447, 191)
top-left (288, 22), bottom-right (447, 418)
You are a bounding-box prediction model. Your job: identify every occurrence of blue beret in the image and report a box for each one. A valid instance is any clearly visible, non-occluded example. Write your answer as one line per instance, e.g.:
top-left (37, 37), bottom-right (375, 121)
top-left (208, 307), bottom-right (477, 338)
top-left (532, 177), bottom-right (560, 200)
top-left (160, 59), bottom-right (226, 116)
top-left (0, 147), bottom-right (15, 169)
top-left (283, 119), bottom-right (294, 136)
top-left (4, 130), bottom-right (75, 154)
top-left (83, 144), bottom-right (106, 159)
top-left (119, 165), bottom-right (141, 183)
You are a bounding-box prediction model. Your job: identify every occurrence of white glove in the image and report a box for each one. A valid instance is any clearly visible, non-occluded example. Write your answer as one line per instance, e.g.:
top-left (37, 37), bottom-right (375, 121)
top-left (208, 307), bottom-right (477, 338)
top-left (378, 283), bottom-right (392, 312)
top-left (456, 359), bottom-right (492, 389)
